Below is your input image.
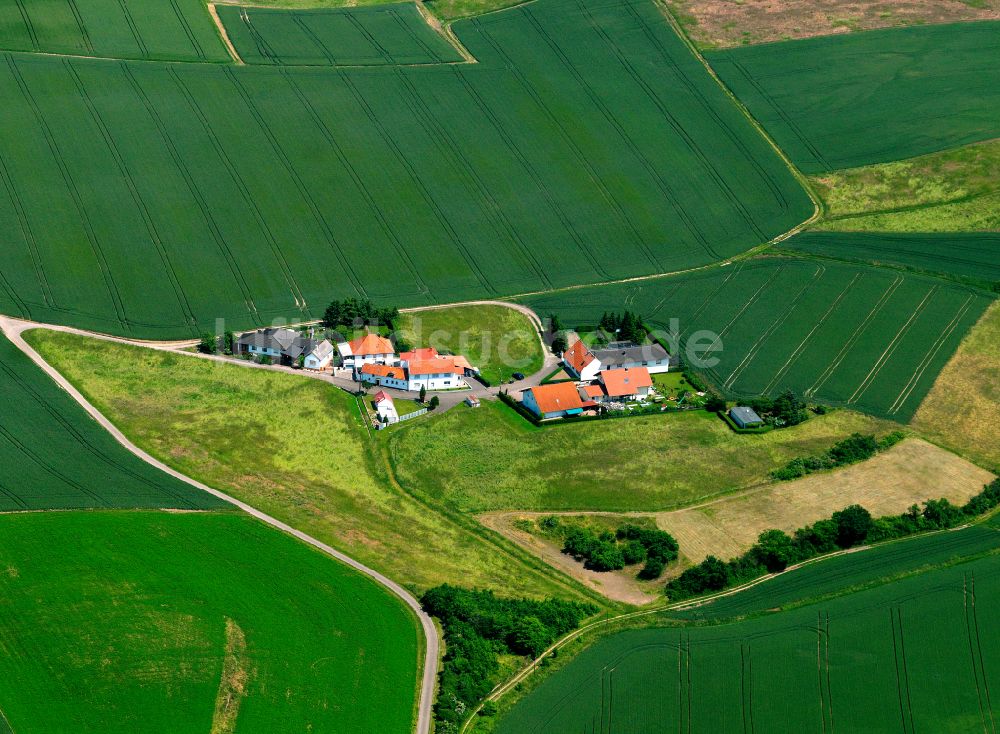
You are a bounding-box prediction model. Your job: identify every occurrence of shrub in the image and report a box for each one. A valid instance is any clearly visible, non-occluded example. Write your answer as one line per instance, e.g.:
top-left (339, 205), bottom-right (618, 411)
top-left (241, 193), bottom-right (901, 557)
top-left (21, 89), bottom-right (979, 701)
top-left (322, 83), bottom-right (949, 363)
top-left (621, 540), bottom-right (647, 565)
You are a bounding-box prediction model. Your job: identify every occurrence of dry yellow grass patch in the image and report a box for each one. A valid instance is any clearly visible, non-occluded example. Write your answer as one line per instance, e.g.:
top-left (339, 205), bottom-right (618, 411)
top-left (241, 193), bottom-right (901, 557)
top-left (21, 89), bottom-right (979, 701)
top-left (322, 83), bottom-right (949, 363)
top-left (913, 301), bottom-right (1000, 471)
top-left (657, 438), bottom-right (994, 564)
top-left (211, 619), bottom-right (249, 734)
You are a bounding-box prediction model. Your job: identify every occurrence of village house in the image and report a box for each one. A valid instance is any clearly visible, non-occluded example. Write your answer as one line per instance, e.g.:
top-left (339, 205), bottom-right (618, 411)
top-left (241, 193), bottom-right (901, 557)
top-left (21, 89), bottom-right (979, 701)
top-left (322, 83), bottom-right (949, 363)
top-left (590, 366), bottom-right (653, 403)
top-left (236, 328), bottom-right (335, 370)
top-left (373, 390), bottom-right (399, 425)
top-left (522, 381), bottom-right (597, 420)
top-left (562, 338), bottom-right (672, 379)
top-left (358, 346), bottom-right (476, 392)
top-left (360, 363), bottom-right (408, 390)
top-left (339, 333), bottom-right (397, 370)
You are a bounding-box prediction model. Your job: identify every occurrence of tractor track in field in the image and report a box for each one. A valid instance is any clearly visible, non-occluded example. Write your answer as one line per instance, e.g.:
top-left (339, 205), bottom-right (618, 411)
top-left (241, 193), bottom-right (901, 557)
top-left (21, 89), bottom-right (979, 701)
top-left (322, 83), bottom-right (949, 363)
top-left (0, 313), bottom-right (439, 734)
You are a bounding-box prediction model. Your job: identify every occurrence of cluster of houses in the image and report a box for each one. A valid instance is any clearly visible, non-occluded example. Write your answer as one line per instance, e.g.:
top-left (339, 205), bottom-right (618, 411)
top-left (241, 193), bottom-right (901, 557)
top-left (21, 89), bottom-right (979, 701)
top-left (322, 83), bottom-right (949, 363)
top-left (235, 327), bottom-right (478, 395)
top-left (521, 338), bottom-right (674, 420)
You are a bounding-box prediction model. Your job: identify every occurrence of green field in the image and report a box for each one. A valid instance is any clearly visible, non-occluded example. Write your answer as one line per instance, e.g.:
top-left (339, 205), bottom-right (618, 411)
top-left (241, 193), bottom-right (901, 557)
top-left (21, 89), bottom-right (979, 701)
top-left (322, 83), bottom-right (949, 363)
top-left (522, 257), bottom-right (993, 420)
top-left (218, 3), bottom-right (463, 66)
top-left (0, 510), bottom-right (418, 733)
top-left (396, 304), bottom-right (543, 384)
top-left (709, 22), bottom-right (1000, 172)
top-left (782, 232), bottom-right (1000, 290)
top-left (494, 540), bottom-right (1000, 733)
top-left (389, 398), bottom-right (896, 512)
top-left (0, 0), bottom-right (228, 61)
top-left (0, 333), bottom-right (224, 511)
top-left (0, 0), bottom-right (810, 338)
top-left (25, 329), bottom-right (594, 601)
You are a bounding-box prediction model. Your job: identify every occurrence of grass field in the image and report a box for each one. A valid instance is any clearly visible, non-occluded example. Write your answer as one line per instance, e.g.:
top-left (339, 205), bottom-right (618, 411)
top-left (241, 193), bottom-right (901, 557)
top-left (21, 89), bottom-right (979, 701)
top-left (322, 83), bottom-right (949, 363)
top-left (666, 0), bottom-right (1000, 49)
top-left (0, 0), bottom-right (810, 338)
top-left (522, 256), bottom-right (993, 421)
top-left (0, 510), bottom-right (419, 733)
top-left (218, 4), bottom-right (463, 66)
top-left (781, 232), bottom-right (1000, 290)
top-left (811, 138), bottom-right (1000, 232)
top-left (389, 398), bottom-right (897, 512)
top-left (396, 304), bottom-right (543, 384)
top-left (25, 329), bottom-right (593, 601)
top-left (658, 438), bottom-right (995, 564)
top-left (493, 545), bottom-right (1000, 733)
top-left (914, 301), bottom-right (1000, 472)
top-left (708, 22), bottom-right (1000, 172)
top-left (0, 0), bottom-right (228, 61)
top-left (0, 333), bottom-right (225, 511)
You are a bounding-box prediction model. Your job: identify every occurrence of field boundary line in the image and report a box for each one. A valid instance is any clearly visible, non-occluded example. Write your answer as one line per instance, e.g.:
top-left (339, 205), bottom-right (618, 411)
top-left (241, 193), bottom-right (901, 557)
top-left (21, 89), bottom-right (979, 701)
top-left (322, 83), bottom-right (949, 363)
top-left (207, 4), bottom-right (243, 64)
top-left (0, 315), bottom-right (438, 734)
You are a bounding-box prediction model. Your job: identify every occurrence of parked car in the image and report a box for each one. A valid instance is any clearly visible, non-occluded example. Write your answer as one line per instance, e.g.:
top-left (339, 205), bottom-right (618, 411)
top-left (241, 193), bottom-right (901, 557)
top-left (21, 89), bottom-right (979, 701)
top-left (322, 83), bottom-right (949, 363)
top-left (512, 372), bottom-right (525, 381)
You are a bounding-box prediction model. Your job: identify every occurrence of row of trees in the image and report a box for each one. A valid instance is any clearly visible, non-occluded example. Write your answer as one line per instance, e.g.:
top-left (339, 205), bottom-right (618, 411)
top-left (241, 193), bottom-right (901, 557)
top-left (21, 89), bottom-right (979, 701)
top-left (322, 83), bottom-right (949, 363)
top-left (322, 298), bottom-right (399, 330)
top-left (421, 585), bottom-right (597, 732)
top-left (560, 522), bottom-right (679, 579)
top-left (666, 478), bottom-right (1000, 601)
top-left (197, 330), bottom-right (235, 355)
top-left (772, 431), bottom-right (905, 480)
top-left (598, 310), bottom-right (646, 344)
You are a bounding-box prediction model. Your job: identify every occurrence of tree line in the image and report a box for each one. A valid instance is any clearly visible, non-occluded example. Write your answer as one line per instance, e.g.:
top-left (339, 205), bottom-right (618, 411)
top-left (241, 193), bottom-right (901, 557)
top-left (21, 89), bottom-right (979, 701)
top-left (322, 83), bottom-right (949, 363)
top-left (666, 478), bottom-right (1000, 601)
top-left (772, 431), bottom-right (905, 480)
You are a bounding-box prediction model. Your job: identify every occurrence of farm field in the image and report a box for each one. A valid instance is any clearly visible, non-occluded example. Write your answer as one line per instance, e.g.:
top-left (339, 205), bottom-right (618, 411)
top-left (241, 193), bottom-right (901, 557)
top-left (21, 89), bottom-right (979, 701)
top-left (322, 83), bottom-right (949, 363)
top-left (708, 22), bottom-right (1000, 172)
top-left (914, 301), bottom-right (1000, 472)
top-left (389, 398), bottom-right (898, 512)
top-left (493, 549), bottom-right (1000, 733)
top-left (665, 0), bottom-right (1000, 48)
top-left (656, 438), bottom-right (995, 564)
top-left (522, 257), bottom-right (993, 420)
top-left (396, 304), bottom-right (543, 384)
top-left (25, 329), bottom-right (592, 602)
top-left (0, 0), bottom-right (228, 61)
top-left (217, 4), bottom-right (463, 66)
top-left (0, 332), bottom-right (224, 511)
top-left (0, 510), bottom-right (419, 733)
top-left (781, 232), bottom-right (1000, 290)
top-left (0, 0), bottom-right (810, 338)
top-left (810, 137), bottom-right (1000, 233)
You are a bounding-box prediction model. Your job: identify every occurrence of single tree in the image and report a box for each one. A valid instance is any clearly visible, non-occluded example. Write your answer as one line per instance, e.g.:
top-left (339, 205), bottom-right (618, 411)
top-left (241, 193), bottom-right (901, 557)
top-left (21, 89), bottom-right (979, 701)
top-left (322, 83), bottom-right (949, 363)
top-left (832, 504), bottom-right (873, 548)
top-left (429, 395), bottom-right (440, 410)
top-left (419, 385), bottom-right (427, 403)
top-left (197, 333), bottom-right (217, 354)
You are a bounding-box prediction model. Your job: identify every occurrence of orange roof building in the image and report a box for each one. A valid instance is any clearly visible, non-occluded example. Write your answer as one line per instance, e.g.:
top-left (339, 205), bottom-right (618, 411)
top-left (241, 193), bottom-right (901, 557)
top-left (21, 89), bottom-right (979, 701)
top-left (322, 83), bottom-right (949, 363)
top-left (599, 367), bottom-right (652, 399)
top-left (349, 333), bottom-right (395, 357)
top-left (360, 363), bottom-right (406, 381)
top-left (563, 339), bottom-right (599, 380)
top-left (522, 382), bottom-right (595, 419)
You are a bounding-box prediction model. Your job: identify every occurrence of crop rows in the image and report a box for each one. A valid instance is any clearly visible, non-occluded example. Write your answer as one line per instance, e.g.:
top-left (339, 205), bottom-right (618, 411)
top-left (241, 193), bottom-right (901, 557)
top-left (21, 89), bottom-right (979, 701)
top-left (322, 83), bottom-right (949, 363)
top-left (521, 257), bottom-right (992, 420)
top-left (0, 0), bottom-right (811, 338)
top-left (497, 548), bottom-right (1000, 733)
top-left (217, 3), bottom-right (464, 66)
top-left (0, 333), bottom-right (225, 510)
top-left (708, 21), bottom-right (1000, 172)
top-left (0, 0), bottom-right (227, 61)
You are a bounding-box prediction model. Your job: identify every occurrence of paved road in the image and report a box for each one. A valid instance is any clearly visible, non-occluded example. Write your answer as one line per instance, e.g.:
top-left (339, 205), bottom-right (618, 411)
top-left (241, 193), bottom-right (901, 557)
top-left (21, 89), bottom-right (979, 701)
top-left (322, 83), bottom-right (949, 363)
top-left (0, 314), bottom-right (440, 734)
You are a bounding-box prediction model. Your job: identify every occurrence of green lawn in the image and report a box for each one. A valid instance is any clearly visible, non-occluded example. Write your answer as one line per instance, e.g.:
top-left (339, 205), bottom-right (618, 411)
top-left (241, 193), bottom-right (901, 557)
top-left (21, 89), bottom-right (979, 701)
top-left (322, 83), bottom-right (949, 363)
top-left (0, 511), bottom-right (418, 733)
top-left (25, 329), bottom-right (590, 602)
top-left (388, 399), bottom-right (898, 512)
top-left (396, 304), bottom-right (544, 384)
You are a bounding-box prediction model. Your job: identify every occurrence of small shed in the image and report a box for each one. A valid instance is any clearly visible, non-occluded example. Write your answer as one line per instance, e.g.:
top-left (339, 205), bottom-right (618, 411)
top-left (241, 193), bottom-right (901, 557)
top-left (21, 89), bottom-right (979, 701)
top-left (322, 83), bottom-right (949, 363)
top-left (465, 396), bottom-right (481, 408)
top-left (729, 406), bottom-right (763, 429)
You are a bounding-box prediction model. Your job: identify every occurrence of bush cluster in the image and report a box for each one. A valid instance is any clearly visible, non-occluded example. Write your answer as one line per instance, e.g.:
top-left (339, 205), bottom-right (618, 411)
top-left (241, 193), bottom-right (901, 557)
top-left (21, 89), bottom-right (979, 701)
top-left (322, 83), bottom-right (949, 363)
top-left (771, 431), bottom-right (905, 480)
top-left (597, 310), bottom-right (646, 344)
top-left (666, 479), bottom-right (1000, 601)
top-left (748, 389), bottom-right (809, 427)
top-left (560, 522), bottom-right (678, 579)
top-left (421, 585), bottom-right (596, 732)
top-left (322, 298), bottom-right (399, 329)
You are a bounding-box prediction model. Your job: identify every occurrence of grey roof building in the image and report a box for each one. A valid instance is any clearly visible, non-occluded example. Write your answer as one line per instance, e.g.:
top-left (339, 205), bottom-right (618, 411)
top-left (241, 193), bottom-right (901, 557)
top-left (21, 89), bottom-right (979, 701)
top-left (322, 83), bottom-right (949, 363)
top-left (236, 328), bottom-right (333, 367)
top-left (729, 406), bottom-right (764, 428)
top-left (592, 341), bottom-right (673, 371)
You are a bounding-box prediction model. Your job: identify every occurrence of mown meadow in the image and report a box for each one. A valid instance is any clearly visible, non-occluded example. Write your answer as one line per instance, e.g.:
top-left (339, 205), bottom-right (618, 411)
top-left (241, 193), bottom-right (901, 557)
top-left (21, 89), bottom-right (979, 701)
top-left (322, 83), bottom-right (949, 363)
top-left (522, 256), bottom-right (992, 421)
top-left (0, 511), bottom-right (419, 733)
top-left (0, 0), bottom-right (810, 338)
top-left (493, 526), bottom-right (1000, 733)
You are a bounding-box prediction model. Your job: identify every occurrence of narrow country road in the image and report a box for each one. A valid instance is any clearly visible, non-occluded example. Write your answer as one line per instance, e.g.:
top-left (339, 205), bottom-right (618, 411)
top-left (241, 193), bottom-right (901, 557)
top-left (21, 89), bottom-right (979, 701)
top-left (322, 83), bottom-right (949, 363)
top-left (0, 314), bottom-right (440, 734)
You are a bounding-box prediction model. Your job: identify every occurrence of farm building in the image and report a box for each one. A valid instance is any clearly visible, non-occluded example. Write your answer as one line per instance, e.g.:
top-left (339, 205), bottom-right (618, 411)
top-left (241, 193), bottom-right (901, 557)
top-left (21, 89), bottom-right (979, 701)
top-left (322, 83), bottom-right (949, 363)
top-left (595, 367), bottom-right (653, 402)
top-left (373, 391), bottom-right (399, 425)
top-left (236, 328), bottom-right (334, 369)
top-left (358, 346), bottom-right (475, 392)
top-left (522, 382), bottom-right (596, 419)
top-left (340, 333), bottom-right (397, 369)
top-left (729, 406), bottom-right (764, 428)
top-left (563, 338), bottom-right (672, 379)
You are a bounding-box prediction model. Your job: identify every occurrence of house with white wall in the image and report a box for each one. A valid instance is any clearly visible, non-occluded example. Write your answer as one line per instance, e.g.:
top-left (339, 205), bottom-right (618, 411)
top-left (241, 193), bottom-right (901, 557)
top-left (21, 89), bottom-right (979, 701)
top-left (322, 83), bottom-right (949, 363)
top-left (236, 328), bottom-right (333, 369)
top-left (522, 382), bottom-right (596, 420)
top-left (563, 338), bottom-right (672, 378)
top-left (357, 346), bottom-right (474, 392)
top-left (373, 391), bottom-right (399, 425)
top-left (340, 333), bottom-right (397, 370)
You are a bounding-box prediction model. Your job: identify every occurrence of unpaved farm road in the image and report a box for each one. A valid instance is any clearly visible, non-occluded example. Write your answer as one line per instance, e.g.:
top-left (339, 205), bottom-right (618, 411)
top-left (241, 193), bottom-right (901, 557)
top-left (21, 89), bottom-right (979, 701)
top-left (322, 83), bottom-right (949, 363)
top-left (0, 314), bottom-right (439, 734)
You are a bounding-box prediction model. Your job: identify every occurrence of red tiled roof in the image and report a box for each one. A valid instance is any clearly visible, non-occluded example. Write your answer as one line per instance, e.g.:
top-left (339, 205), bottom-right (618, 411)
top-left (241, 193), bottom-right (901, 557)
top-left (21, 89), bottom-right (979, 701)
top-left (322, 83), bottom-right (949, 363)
top-left (564, 339), bottom-right (596, 374)
top-left (582, 384), bottom-right (605, 399)
top-left (407, 358), bottom-right (465, 377)
top-left (400, 347), bottom-right (439, 362)
top-left (361, 363), bottom-right (405, 380)
top-left (599, 367), bottom-right (652, 397)
top-left (373, 390), bottom-right (392, 404)
top-left (527, 382), bottom-right (595, 415)
top-left (349, 333), bottom-right (395, 356)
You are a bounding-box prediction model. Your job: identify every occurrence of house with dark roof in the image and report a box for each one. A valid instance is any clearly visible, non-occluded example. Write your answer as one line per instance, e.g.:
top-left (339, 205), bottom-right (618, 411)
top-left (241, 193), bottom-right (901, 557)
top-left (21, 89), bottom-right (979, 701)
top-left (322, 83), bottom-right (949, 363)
top-left (563, 338), bottom-right (673, 379)
top-left (236, 328), bottom-right (334, 369)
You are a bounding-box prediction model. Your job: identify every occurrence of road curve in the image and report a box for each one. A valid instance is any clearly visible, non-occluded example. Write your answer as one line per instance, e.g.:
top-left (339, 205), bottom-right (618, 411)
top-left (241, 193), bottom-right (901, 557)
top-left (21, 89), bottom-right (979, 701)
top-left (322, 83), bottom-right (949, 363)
top-left (0, 315), bottom-right (439, 734)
